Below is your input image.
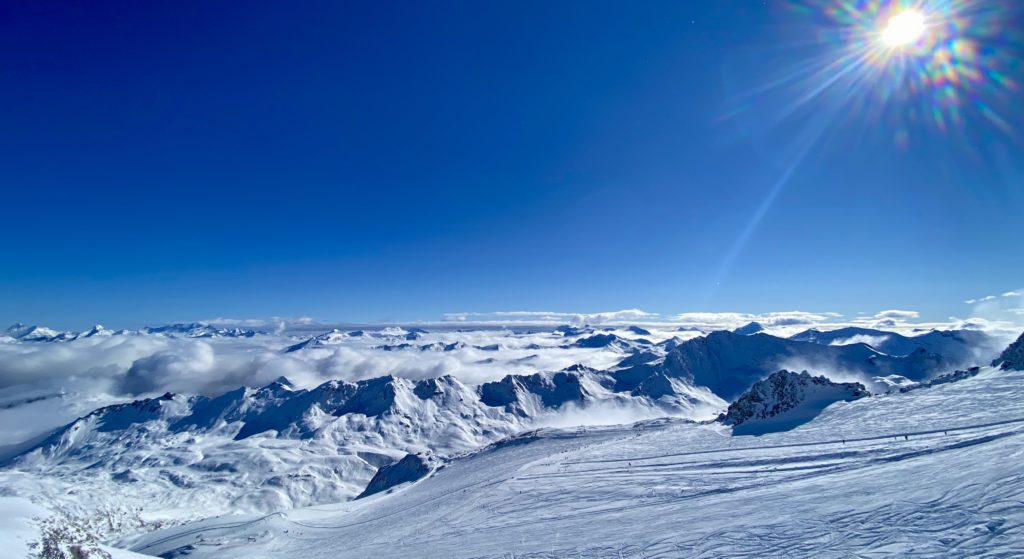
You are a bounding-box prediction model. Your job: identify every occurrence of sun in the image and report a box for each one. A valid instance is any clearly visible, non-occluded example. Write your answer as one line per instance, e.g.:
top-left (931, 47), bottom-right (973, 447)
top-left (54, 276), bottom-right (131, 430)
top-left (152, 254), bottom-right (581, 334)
top-left (881, 9), bottom-right (926, 47)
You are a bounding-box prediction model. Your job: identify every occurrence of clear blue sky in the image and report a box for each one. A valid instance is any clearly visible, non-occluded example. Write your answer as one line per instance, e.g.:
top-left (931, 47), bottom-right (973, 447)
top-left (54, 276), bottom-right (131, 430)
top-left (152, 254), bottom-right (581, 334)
top-left (1, 1), bottom-right (1021, 329)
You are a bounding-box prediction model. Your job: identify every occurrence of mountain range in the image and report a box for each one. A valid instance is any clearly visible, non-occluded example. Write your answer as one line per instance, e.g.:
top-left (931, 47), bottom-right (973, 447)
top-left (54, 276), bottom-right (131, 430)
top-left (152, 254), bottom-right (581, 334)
top-left (126, 352), bottom-right (1024, 558)
top-left (1, 322), bottom-right (1008, 523)
top-left (3, 322), bottom-right (262, 342)
top-left (1, 320), bottom-right (1018, 559)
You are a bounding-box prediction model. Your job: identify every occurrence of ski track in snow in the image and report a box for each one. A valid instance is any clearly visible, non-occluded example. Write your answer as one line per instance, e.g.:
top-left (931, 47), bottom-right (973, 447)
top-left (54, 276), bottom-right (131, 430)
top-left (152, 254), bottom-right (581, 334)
top-left (127, 367), bottom-right (1024, 558)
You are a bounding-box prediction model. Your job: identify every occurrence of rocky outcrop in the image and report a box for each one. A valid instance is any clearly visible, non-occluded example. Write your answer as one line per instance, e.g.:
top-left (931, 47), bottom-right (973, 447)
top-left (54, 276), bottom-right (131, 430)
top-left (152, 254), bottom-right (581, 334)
top-left (722, 370), bottom-right (869, 435)
top-left (992, 332), bottom-right (1024, 371)
top-left (357, 453), bottom-right (437, 499)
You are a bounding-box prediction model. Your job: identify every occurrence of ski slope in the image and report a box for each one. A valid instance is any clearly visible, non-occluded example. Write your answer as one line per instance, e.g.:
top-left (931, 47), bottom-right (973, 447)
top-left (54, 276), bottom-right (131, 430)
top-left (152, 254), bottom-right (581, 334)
top-left (127, 366), bottom-right (1024, 558)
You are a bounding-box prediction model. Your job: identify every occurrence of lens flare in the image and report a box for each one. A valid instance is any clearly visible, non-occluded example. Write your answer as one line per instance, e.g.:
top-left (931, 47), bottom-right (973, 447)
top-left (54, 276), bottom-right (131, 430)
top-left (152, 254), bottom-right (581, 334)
top-left (881, 9), bottom-right (926, 46)
top-left (760, 0), bottom-right (1023, 147)
top-left (712, 0), bottom-right (1020, 301)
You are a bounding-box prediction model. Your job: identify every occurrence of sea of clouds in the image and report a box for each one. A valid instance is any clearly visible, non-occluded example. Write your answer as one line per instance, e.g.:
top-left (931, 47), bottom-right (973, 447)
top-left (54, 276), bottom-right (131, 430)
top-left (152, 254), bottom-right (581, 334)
top-left (0, 328), bottom-right (634, 447)
top-left (3, 299), bottom-right (1020, 448)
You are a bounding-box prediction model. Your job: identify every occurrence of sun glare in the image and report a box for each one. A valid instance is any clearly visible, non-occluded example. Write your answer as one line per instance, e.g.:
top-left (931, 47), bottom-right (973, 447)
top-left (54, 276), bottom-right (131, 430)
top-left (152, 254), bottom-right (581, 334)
top-left (881, 9), bottom-right (926, 47)
top-left (761, 0), bottom-right (1019, 151)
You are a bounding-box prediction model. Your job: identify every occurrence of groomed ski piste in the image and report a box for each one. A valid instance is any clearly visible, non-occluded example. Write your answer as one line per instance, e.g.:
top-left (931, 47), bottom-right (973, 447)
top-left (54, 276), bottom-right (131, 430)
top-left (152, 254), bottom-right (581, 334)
top-left (126, 365), bottom-right (1024, 558)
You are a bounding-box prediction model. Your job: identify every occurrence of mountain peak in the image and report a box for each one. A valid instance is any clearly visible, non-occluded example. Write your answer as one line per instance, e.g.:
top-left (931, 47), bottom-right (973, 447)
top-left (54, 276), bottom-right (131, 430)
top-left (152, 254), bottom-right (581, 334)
top-left (5, 323), bottom-right (61, 340)
top-left (722, 370), bottom-right (869, 435)
top-left (733, 322), bottom-right (765, 335)
top-left (992, 332), bottom-right (1024, 371)
top-left (554, 325), bottom-right (592, 337)
top-left (82, 324), bottom-right (110, 337)
top-left (264, 376), bottom-right (295, 390)
top-left (626, 326), bottom-right (653, 336)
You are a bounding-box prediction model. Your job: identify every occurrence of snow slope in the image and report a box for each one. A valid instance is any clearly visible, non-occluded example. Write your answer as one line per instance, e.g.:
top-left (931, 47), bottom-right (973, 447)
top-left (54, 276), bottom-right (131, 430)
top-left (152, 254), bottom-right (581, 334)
top-left (1, 326), bottom-right (995, 530)
top-left (129, 365), bottom-right (1024, 558)
top-left (1, 366), bottom-right (725, 531)
top-left (2, 323), bottom-right (1013, 556)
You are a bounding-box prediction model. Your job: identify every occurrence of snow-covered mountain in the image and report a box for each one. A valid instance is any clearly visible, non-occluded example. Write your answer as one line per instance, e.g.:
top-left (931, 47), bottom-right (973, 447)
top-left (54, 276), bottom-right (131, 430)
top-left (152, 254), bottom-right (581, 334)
top-left (553, 325), bottom-right (593, 337)
top-left (356, 453), bottom-right (439, 499)
top-left (2, 364), bottom-right (724, 526)
top-left (282, 328), bottom-right (350, 352)
top-left (625, 325), bottom-right (653, 336)
top-left (141, 322), bottom-right (262, 338)
top-left (416, 341), bottom-right (469, 352)
top-left (125, 364), bottom-right (1024, 558)
top-left (992, 331), bottom-right (1024, 371)
top-left (286, 328), bottom-right (436, 352)
top-left (80, 324), bottom-right (113, 338)
top-left (371, 340), bottom-right (475, 352)
top-left (630, 330), bottom-right (956, 399)
top-left (3, 321), bottom-right (262, 343)
top-left (0, 320), bottom-right (1011, 557)
top-left (4, 323), bottom-right (65, 341)
top-left (721, 370), bottom-right (870, 435)
top-left (789, 326), bottom-right (994, 362)
top-left (733, 321), bottom-right (765, 335)
top-left (3, 325), bottom-right (990, 530)
top-left (564, 333), bottom-right (652, 352)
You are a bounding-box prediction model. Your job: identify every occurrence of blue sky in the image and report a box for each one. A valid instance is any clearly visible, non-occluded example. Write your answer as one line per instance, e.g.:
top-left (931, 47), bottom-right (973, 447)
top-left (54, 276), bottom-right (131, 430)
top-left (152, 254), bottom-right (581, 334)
top-left (1, 1), bottom-right (1021, 329)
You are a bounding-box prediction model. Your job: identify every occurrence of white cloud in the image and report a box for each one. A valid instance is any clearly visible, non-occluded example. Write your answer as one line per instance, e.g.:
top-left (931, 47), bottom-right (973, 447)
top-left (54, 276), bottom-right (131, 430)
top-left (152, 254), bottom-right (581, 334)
top-left (490, 311), bottom-right (566, 317)
top-left (200, 316), bottom-right (318, 329)
top-left (197, 302), bottom-right (983, 337)
top-left (965, 287), bottom-right (1024, 332)
top-left (871, 318), bottom-right (900, 329)
top-left (439, 307), bottom-right (971, 336)
top-left (443, 309), bottom-right (657, 325)
top-left (0, 335), bottom-right (171, 389)
top-left (828, 334), bottom-right (891, 347)
top-left (669, 311), bottom-right (841, 330)
top-left (0, 328), bottom-right (632, 445)
top-left (965, 290), bottom-right (1021, 305)
top-left (872, 310), bottom-right (920, 321)
top-left (0, 298), bottom-right (1013, 448)
top-left (965, 295), bottom-right (997, 304)
top-left (570, 309), bottom-right (657, 325)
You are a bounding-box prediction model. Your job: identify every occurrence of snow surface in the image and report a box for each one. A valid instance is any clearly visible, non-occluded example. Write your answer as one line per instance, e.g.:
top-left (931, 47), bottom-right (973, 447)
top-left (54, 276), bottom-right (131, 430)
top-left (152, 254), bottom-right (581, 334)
top-left (0, 496), bottom-right (50, 558)
top-left (127, 366), bottom-right (1024, 558)
top-left (0, 367), bottom-right (724, 530)
top-left (1, 321), bottom-right (1018, 557)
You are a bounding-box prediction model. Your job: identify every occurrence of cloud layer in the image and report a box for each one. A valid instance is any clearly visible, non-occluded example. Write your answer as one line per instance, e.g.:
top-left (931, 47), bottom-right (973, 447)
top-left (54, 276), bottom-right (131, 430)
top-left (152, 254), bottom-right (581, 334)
top-left (0, 329), bottom-right (627, 446)
top-left (3, 296), bottom-right (1019, 448)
